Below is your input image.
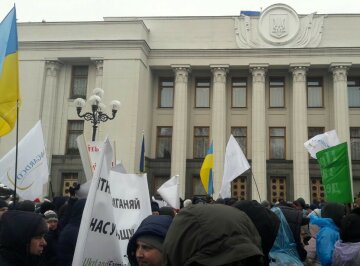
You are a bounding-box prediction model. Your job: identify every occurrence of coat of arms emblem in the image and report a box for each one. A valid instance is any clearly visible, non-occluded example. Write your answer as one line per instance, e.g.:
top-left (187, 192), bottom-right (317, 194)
top-left (270, 14), bottom-right (288, 38)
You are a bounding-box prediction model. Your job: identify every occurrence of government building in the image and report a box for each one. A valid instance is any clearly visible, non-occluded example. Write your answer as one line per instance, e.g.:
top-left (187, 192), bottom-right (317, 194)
top-left (1, 3), bottom-right (359, 203)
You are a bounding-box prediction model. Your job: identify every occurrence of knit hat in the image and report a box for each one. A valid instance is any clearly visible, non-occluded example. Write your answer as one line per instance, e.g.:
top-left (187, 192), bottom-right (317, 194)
top-left (322, 202), bottom-right (345, 228)
top-left (137, 235), bottom-right (164, 251)
top-left (340, 207), bottom-right (360, 243)
top-left (44, 210), bottom-right (58, 222)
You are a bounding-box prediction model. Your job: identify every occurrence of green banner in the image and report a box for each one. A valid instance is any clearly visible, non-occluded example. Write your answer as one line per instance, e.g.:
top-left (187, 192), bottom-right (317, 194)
top-left (316, 142), bottom-right (352, 203)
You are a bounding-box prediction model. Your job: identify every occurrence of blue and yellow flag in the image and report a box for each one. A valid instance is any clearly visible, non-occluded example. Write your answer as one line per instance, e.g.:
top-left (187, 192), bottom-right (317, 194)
top-left (200, 143), bottom-right (214, 195)
top-left (0, 7), bottom-right (20, 137)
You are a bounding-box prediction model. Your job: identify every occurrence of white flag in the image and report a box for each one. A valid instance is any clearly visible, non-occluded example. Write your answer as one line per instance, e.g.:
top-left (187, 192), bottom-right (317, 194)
top-left (304, 130), bottom-right (340, 159)
top-left (0, 121), bottom-right (49, 200)
top-left (219, 134), bottom-right (250, 199)
top-left (73, 138), bottom-right (122, 266)
top-left (157, 175), bottom-right (180, 209)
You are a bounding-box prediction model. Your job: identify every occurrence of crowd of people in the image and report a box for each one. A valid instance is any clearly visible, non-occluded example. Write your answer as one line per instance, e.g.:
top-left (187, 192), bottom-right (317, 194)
top-left (0, 192), bottom-right (359, 266)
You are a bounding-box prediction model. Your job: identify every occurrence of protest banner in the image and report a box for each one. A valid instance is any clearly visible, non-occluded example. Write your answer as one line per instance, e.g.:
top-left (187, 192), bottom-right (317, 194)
top-left (73, 138), bottom-right (152, 265)
top-left (0, 121), bottom-right (48, 200)
top-left (316, 142), bottom-right (353, 203)
top-left (109, 170), bottom-right (152, 264)
top-left (304, 130), bottom-right (340, 159)
top-left (157, 175), bottom-right (180, 209)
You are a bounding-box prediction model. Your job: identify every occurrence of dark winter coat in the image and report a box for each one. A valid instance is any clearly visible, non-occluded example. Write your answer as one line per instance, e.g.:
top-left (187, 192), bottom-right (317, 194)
top-left (0, 210), bottom-right (46, 266)
top-left (57, 198), bottom-right (86, 266)
top-left (232, 200), bottom-right (280, 263)
top-left (127, 215), bottom-right (173, 265)
top-left (163, 204), bottom-right (264, 266)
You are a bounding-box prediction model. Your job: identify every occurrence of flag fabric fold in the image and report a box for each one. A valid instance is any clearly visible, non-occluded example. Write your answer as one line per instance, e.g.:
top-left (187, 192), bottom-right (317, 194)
top-left (139, 133), bottom-right (145, 172)
top-left (316, 142), bottom-right (352, 204)
top-left (200, 143), bottom-right (214, 195)
top-left (0, 7), bottom-right (20, 137)
top-left (219, 134), bottom-right (250, 199)
top-left (304, 130), bottom-right (340, 159)
top-left (157, 175), bottom-right (180, 209)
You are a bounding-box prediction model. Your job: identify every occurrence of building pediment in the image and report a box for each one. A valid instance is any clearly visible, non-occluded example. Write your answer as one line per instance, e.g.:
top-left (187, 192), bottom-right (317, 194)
top-left (235, 3), bottom-right (325, 48)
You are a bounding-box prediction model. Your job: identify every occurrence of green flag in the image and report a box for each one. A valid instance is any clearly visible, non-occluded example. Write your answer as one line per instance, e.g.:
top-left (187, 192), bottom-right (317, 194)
top-left (316, 142), bottom-right (352, 203)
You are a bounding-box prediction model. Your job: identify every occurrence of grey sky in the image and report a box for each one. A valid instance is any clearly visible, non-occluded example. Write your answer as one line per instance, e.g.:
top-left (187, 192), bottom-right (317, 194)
top-left (1, 0), bottom-right (360, 22)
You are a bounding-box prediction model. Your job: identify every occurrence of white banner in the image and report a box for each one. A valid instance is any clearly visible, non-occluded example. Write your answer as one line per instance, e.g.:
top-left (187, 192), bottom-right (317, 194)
top-left (87, 140), bottom-right (116, 173)
top-left (109, 171), bottom-right (152, 265)
top-left (73, 138), bottom-right (151, 266)
top-left (157, 175), bottom-right (180, 209)
top-left (0, 121), bottom-right (49, 200)
top-left (304, 130), bottom-right (340, 159)
top-left (220, 134), bottom-right (250, 199)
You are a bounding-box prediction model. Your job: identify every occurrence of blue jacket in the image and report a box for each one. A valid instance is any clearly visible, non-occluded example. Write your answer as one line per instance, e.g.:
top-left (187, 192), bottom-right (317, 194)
top-left (310, 215), bottom-right (340, 266)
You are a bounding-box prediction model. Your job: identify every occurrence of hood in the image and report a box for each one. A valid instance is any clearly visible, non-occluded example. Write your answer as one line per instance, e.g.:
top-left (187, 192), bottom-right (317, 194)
top-left (127, 215), bottom-right (172, 265)
top-left (163, 204), bottom-right (264, 266)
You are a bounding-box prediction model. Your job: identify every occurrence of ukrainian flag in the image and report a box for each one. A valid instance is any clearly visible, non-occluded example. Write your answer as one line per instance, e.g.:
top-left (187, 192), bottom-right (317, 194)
top-left (200, 143), bottom-right (214, 195)
top-left (0, 7), bottom-right (20, 137)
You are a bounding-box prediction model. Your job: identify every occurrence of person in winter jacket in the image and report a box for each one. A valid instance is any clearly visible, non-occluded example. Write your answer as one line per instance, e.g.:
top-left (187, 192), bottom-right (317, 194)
top-left (127, 215), bottom-right (172, 266)
top-left (310, 202), bottom-right (345, 266)
top-left (332, 207), bottom-right (360, 266)
top-left (0, 210), bottom-right (48, 266)
top-left (269, 207), bottom-right (303, 265)
top-left (57, 198), bottom-right (86, 266)
top-left (40, 210), bottom-right (60, 266)
top-left (162, 204), bottom-right (265, 266)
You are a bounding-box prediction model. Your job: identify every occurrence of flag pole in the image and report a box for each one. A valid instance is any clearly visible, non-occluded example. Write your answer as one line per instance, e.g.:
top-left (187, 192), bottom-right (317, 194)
top-left (13, 100), bottom-right (19, 207)
top-left (250, 170), bottom-right (261, 202)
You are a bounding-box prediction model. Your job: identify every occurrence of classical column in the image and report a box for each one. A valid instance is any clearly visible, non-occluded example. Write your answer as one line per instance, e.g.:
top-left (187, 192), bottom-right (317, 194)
top-left (250, 64), bottom-right (268, 202)
top-left (210, 65), bottom-right (228, 196)
top-left (93, 59), bottom-right (103, 89)
top-left (290, 64), bottom-right (310, 202)
top-left (42, 60), bottom-right (62, 166)
top-left (330, 63), bottom-right (353, 191)
top-left (171, 65), bottom-right (190, 199)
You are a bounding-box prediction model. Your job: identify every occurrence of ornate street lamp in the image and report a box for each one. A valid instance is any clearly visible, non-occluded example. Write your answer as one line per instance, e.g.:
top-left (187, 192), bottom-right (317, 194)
top-left (74, 88), bottom-right (121, 141)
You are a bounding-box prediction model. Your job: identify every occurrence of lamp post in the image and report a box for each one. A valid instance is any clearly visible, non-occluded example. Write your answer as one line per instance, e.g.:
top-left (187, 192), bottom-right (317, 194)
top-left (74, 88), bottom-right (121, 141)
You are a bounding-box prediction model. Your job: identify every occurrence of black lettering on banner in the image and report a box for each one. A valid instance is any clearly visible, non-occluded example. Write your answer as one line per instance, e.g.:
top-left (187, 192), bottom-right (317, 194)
top-left (90, 218), bottom-right (97, 231)
top-left (94, 219), bottom-right (104, 233)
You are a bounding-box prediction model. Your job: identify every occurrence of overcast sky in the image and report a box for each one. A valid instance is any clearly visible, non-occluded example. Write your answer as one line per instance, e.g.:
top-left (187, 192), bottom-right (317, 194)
top-left (1, 0), bottom-right (360, 22)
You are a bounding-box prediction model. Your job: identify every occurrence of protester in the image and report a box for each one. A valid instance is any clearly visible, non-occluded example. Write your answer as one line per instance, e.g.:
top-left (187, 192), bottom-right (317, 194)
top-left (158, 206), bottom-right (176, 218)
top-left (57, 198), bottom-right (86, 266)
top-left (0, 210), bottom-right (48, 266)
top-left (232, 200), bottom-right (280, 265)
top-left (127, 215), bottom-right (172, 266)
top-left (269, 207), bottom-right (303, 265)
top-left (183, 199), bottom-right (192, 208)
top-left (151, 201), bottom-right (160, 215)
top-left (304, 209), bottom-right (321, 266)
top-left (162, 204), bottom-right (264, 266)
top-left (15, 199), bottom-right (36, 212)
top-left (0, 198), bottom-right (8, 228)
top-left (332, 207), bottom-right (360, 265)
top-left (41, 210), bottom-right (60, 266)
top-left (310, 202), bottom-right (345, 266)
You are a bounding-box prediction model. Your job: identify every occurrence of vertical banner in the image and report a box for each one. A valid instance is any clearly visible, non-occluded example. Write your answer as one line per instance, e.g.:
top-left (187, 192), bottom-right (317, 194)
top-left (73, 138), bottom-right (122, 265)
top-left (316, 142), bottom-right (352, 203)
top-left (109, 171), bottom-right (152, 265)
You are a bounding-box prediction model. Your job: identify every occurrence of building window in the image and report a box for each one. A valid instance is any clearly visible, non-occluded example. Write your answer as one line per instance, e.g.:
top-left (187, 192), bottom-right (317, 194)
top-left (70, 66), bottom-right (88, 99)
top-left (231, 127), bottom-right (247, 156)
top-left (195, 78), bottom-right (210, 108)
top-left (348, 77), bottom-right (360, 107)
top-left (269, 77), bottom-right (285, 107)
top-left (269, 127), bottom-right (286, 159)
top-left (310, 177), bottom-right (324, 204)
top-left (308, 127), bottom-right (325, 140)
top-left (66, 120), bottom-right (84, 154)
top-left (350, 127), bottom-right (360, 160)
top-left (270, 176), bottom-right (286, 203)
top-left (156, 127), bottom-right (172, 159)
top-left (62, 173), bottom-right (78, 196)
top-left (307, 77), bottom-right (323, 107)
top-left (232, 176), bottom-right (247, 200)
top-left (159, 78), bottom-right (174, 108)
top-left (193, 175), bottom-right (206, 196)
top-left (194, 127), bottom-right (210, 158)
top-left (232, 78), bottom-right (247, 108)
top-left (153, 176), bottom-right (168, 195)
